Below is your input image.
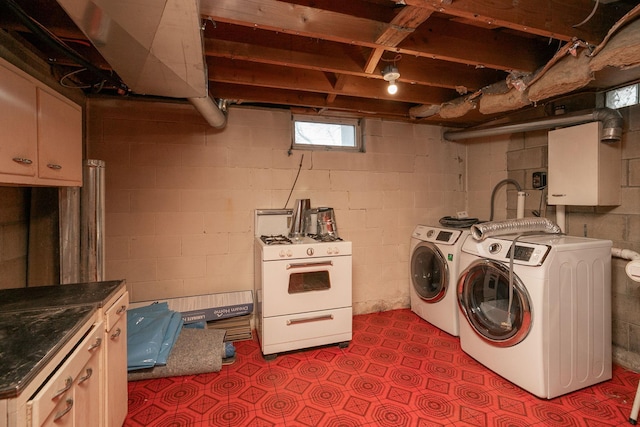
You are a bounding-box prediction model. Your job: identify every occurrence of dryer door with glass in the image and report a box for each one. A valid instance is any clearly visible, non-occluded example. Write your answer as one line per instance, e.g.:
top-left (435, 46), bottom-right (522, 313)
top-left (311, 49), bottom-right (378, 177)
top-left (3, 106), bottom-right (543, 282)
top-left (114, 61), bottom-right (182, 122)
top-left (411, 242), bottom-right (448, 303)
top-left (457, 259), bottom-right (533, 347)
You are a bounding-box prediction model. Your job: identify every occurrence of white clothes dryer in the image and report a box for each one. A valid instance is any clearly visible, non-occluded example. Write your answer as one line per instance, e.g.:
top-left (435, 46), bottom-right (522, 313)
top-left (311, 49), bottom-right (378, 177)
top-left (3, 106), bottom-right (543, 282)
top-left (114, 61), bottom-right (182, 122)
top-left (456, 233), bottom-right (612, 399)
top-left (410, 225), bottom-right (470, 336)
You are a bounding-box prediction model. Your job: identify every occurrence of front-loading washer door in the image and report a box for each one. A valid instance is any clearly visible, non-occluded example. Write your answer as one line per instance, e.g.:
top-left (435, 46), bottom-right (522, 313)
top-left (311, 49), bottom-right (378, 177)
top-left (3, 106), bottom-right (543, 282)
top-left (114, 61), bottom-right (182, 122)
top-left (411, 242), bottom-right (448, 303)
top-left (457, 259), bottom-right (532, 347)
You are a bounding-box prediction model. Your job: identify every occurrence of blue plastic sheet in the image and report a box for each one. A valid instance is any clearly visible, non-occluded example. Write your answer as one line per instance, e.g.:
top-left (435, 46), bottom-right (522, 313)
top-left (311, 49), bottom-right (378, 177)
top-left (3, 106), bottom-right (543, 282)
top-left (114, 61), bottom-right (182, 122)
top-left (127, 302), bottom-right (184, 371)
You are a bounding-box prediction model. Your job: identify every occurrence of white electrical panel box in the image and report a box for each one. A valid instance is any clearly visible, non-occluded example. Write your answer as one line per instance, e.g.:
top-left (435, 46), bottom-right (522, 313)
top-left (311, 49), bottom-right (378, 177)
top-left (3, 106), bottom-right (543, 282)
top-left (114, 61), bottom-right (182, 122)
top-left (548, 121), bottom-right (621, 206)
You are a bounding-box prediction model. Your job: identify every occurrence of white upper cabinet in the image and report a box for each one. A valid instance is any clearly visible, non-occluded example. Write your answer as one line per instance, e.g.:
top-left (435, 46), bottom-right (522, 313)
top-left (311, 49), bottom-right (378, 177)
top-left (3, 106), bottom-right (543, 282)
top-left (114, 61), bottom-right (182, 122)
top-left (548, 121), bottom-right (621, 206)
top-left (0, 57), bottom-right (82, 186)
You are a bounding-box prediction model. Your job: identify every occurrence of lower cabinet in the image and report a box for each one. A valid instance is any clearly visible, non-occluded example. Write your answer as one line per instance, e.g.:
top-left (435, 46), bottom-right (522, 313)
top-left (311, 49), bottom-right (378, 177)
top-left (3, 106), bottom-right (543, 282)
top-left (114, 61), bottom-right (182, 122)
top-left (16, 285), bottom-right (129, 427)
top-left (104, 292), bottom-right (129, 427)
top-left (29, 321), bottom-right (104, 427)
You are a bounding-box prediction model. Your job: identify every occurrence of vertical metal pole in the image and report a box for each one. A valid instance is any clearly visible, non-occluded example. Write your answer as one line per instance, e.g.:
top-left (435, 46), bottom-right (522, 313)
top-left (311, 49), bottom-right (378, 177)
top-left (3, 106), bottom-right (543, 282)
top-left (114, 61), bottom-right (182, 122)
top-left (59, 186), bottom-right (80, 284)
top-left (80, 159), bottom-right (105, 282)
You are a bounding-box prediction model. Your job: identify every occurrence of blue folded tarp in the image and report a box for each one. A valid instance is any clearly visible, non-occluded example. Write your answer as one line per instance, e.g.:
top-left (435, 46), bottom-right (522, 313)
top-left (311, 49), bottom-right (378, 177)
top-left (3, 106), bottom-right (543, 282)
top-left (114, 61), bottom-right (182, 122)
top-left (127, 302), bottom-right (184, 371)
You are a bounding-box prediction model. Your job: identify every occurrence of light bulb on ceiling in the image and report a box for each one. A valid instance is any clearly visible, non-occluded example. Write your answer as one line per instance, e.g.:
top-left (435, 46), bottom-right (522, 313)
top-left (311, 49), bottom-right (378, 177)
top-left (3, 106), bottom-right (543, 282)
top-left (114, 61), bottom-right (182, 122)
top-left (387, 80), bottom-right (398, 95)
top-left (382, 65), bottom-right (400, 95)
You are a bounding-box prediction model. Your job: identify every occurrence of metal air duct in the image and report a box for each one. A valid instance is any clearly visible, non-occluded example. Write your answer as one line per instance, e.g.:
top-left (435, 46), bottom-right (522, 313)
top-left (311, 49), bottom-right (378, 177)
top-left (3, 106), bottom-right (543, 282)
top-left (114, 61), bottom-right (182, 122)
top-left (189, 96), bottom-right (227, 129)
top-left (56, 0), bottom-right (227, 128)
top-left (444, 108), bottom-right (623, 142)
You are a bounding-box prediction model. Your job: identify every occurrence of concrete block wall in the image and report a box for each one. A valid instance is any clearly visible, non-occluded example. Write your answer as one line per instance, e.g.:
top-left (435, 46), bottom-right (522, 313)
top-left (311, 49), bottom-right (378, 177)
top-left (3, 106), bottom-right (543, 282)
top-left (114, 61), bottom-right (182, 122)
top-left (86, 98), bottom-right (469, 315)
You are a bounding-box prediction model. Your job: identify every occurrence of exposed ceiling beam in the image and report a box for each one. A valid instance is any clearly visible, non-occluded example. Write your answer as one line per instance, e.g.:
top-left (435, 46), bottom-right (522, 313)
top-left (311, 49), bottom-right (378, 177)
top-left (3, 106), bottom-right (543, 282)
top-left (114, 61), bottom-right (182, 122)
top-left (402, 0), bottom-right (609, 44)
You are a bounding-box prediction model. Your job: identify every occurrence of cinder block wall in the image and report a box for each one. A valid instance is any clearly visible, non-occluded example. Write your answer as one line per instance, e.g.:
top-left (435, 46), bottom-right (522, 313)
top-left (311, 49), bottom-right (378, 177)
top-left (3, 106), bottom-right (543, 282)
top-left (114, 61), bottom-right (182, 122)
top-left (86, 98), bottom-right (470, 315)
top-left (506, 104), bottom-right (640, 371)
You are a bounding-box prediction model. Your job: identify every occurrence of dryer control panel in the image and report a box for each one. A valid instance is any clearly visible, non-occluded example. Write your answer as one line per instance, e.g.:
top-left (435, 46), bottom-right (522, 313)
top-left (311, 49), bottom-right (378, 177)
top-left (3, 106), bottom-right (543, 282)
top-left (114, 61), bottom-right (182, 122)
top-left (462, 236), bottom-right (550, 267)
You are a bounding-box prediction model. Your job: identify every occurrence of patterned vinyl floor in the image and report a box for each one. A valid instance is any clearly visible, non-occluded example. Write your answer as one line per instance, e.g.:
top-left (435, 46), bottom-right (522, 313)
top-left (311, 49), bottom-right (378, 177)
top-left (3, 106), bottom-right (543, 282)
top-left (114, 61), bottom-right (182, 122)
top-left (125, 309), bottom-right (640, 426)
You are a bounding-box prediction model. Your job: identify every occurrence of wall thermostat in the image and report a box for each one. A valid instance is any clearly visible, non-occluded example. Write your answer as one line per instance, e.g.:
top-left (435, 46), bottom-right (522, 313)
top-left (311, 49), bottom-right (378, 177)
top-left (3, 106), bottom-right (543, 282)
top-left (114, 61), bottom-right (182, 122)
top-left (532, 171), bottom-right (547, 189)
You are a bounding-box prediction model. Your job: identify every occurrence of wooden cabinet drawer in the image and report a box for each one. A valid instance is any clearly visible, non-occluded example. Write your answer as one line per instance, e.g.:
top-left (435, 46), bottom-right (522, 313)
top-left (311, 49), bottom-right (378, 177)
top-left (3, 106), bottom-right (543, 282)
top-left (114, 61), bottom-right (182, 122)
top-left (29, 321), bottom-right (103, 426)
top-left (105, 292), bottom-right (128, 332)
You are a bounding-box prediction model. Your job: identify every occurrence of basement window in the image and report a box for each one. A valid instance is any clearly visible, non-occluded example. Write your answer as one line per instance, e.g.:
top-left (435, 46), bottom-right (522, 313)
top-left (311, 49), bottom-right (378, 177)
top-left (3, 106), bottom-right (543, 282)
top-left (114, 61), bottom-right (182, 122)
top-left (605, 83), bottom-right (639, 109)
top-left (292, 115), bottom-right (362, 152)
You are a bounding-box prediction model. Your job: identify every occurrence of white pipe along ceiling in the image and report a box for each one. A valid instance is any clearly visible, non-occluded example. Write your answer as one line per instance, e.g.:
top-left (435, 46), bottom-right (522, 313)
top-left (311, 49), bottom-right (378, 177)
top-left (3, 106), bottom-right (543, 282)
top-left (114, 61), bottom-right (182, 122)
top-left (55, 0), bottom-right (227, 128)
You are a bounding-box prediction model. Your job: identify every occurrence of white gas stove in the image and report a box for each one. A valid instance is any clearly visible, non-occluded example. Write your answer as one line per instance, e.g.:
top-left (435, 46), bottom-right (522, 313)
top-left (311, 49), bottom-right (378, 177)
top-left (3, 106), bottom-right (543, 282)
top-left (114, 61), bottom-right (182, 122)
top-left (254, 209), bottom-right (352, 359)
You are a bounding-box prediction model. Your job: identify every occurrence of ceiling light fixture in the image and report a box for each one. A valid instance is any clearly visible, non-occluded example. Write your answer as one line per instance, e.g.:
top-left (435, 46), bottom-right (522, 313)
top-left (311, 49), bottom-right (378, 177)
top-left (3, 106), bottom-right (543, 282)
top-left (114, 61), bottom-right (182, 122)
top-left (382, 65), bottom-right (400, 95)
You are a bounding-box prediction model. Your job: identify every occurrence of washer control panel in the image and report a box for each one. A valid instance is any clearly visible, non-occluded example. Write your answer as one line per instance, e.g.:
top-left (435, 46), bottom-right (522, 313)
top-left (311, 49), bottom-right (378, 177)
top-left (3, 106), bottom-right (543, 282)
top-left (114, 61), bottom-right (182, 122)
top-left (413, 225), bottom-right (463, 245)
top-left (462, 236), bottom-right (551, 267)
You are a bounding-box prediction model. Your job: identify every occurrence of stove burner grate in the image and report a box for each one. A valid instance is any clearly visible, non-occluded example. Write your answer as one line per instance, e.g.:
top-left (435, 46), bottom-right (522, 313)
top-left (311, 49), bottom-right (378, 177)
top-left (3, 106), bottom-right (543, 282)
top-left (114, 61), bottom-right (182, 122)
top-left (260, 234), bottom-right (292, 245)
top-left (308, 234), bottom-right (342, 242)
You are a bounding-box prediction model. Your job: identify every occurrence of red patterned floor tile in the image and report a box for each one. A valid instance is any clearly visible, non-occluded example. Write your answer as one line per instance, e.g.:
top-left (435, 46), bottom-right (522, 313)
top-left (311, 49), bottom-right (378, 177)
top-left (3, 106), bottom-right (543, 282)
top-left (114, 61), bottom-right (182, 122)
top-left (124, 309), bottom-right (640, 427)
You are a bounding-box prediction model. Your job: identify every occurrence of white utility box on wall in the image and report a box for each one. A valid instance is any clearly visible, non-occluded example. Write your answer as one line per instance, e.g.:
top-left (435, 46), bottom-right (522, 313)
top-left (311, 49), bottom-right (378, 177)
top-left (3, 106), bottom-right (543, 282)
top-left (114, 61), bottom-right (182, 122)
top-left (548, 121), bottom-right (621, 206)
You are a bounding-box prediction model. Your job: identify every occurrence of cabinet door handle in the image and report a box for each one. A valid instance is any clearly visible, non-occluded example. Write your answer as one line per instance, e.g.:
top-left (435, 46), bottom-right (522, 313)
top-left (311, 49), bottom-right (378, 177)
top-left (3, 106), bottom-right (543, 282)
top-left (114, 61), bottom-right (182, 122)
top-left (111, 327), bottom-right (122, 340)
top-left (53, 398), bottom-right (74, 422)
top-left (88, 337), bottom-right (102, 351)
top-left (116, 305), bottom-right (127, 315)
top-left (52, 377), bottom-right (73, 399)
top-left (78, 368), bottom-right (93, 384)
top-left (551, 194), bottom-right (566, 197)
top-left (12, 157), bottom-right (33, 165)
top-left (46, 163), bottom-right (62, 170)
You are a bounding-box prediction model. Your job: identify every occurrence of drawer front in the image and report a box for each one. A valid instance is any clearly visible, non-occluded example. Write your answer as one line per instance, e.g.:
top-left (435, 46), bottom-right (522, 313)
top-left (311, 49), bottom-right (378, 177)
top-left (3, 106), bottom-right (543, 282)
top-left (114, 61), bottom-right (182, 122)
top-left (105, 292), bottom-right (129, 332)
top-left (262, 307), bottom-right (352, 355)
top-left (29, 321), bottom-right (104, 426)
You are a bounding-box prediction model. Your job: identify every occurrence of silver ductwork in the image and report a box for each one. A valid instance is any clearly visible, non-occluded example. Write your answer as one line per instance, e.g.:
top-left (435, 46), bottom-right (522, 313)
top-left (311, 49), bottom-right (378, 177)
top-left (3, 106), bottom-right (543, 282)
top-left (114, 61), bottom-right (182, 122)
top-left (56, 0), bottom-right (227, 129)
top-left (189, 96), bottom-right (227, 129)
top-left (444, 108), bottom-right (623, 143)
top-left (470, 217), bottom-right (562, 241)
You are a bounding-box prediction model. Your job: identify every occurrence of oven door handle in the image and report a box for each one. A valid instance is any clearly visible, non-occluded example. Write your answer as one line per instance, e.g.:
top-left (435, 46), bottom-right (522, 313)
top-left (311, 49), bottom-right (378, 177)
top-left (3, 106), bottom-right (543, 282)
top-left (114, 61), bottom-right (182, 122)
top-left (286, 261), bottom-right (333, 269)
top-left (287, 314), bottom-right (334, 325)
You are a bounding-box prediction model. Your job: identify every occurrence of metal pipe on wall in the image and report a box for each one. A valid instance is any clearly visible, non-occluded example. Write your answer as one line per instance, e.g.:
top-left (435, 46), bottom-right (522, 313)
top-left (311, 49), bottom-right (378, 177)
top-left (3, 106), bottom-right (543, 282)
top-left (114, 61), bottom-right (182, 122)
top-left (59, 187), bottom-right (80, 284)
top-left (443, 108), bottom-right (623, 143)
top-left (80, 159), bottom-right (105, 282)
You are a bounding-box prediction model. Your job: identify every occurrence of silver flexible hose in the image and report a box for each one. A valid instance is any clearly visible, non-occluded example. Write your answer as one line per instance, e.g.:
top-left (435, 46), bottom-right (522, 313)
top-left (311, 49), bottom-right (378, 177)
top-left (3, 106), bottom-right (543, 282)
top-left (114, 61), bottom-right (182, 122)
top-left (470, 217), bottom-right (562, 241)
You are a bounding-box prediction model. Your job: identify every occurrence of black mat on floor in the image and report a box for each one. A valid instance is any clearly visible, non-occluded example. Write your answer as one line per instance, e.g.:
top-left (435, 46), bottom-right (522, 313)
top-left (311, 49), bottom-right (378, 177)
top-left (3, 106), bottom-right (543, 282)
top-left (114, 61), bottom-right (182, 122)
top-left (127, 328), bottom-right (226, 381)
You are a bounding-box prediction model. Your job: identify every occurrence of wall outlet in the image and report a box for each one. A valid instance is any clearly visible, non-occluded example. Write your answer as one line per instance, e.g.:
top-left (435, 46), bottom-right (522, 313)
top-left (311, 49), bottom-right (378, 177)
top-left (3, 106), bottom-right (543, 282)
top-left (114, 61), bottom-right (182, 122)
top-left (532, 171), bottom-right (547, 189)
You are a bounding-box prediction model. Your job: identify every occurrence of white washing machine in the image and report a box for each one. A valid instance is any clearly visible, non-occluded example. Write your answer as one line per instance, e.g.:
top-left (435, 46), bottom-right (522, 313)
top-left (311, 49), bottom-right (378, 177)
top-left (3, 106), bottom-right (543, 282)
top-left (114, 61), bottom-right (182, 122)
top-left (410, 225), bottom-right (470, 336)
top-left (456, 233), bottom-right (612, 399)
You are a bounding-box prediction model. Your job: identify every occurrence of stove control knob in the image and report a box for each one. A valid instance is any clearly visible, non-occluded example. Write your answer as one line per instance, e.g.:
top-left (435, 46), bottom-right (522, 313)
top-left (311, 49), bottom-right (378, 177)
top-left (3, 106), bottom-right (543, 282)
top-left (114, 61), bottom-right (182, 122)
top-left (279, 250), bottom-right (286, 258)
top-left (331, 247), bottom-right (339, 254)
top-left (306, 247), bottom-right (314, 256)
top-left (287, 250), bottom-right (293, 257)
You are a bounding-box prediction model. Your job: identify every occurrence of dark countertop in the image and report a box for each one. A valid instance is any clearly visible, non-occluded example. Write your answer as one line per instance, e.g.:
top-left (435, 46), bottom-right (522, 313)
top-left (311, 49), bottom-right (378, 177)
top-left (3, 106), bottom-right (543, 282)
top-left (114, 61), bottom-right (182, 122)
top-left (0, 280), bottom-right (125, 399)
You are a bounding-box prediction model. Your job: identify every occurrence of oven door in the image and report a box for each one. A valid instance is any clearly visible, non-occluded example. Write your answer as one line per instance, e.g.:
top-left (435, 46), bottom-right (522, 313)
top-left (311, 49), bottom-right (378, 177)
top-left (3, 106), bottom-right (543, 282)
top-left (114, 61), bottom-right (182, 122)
top-left (262, 254), bottom-right (352, 317)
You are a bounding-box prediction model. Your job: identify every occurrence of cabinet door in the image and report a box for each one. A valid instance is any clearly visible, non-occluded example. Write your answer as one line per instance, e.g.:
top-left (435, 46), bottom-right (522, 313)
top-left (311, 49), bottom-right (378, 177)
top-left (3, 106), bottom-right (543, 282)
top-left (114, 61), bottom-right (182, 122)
top-left (74, 344), bottom-right (102, 427)
top-left (548, 121), bottom-right (620, 206)
top-left (32, 321), bottom-right (103, 427)
top-left (37, 87), bottom-right (82, 184)
top-left (0, 61), bottom-right (37, 178)
top-left (104, 292), bottom-right (129, 427)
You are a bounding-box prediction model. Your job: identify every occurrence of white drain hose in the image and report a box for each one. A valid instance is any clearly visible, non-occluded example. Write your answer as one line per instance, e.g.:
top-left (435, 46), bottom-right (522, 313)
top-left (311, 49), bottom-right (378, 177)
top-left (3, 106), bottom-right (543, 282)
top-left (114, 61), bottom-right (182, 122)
top-left (612, 248), bottom-right (640, 282)
top-left (471, 217), bottom-right (562, 241)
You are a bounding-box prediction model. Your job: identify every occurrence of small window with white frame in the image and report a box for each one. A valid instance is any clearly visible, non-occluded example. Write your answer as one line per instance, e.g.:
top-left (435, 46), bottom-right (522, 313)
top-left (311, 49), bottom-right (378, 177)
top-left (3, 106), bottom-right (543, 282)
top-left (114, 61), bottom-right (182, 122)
top-left (605, 83), bottom-right (639, 109)
top-left (292, 115), bottom-right (363, 152)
